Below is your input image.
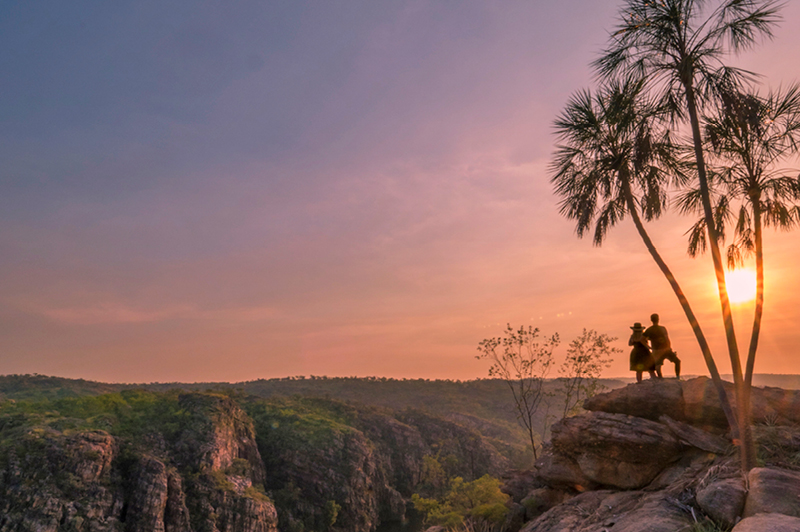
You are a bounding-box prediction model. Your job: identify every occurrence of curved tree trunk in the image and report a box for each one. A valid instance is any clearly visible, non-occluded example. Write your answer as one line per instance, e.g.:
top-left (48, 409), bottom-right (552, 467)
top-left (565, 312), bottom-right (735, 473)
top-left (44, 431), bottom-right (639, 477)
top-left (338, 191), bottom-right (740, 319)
top-left (619, 176), bottom-right (739, 436)
top-left (684, 84), bottom-right (755, 471)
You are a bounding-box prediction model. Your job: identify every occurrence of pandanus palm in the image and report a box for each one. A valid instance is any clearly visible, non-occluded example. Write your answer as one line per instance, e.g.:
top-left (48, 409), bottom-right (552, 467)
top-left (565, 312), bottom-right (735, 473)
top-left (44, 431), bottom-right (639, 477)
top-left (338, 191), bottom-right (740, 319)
top-left (595, 0), bottom-right (782, 471)
top-left (680, 84), bottom-right (800, 425)
top-left (551, 78), bottom-right (737, 432)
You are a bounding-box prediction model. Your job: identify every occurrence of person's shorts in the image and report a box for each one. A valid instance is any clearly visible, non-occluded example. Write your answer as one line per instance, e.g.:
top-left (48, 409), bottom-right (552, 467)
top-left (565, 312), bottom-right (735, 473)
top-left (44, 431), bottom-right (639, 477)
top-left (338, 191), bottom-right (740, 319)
top-left (654, 349), bottom-right (679, 365)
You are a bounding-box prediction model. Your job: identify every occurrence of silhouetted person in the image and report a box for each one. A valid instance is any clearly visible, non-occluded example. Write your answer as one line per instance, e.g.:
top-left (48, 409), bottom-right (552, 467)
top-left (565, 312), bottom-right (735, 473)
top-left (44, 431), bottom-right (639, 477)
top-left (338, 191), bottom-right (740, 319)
top-left (643, 313), bottom-right (681, 378)
top-left (629, 322), bottom-right (657, 383)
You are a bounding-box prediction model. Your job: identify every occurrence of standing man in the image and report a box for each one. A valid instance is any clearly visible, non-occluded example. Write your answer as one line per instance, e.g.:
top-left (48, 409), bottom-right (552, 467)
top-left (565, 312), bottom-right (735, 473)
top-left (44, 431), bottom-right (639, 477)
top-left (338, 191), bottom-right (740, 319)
top-left (643, 314), bottom-right (681, 378)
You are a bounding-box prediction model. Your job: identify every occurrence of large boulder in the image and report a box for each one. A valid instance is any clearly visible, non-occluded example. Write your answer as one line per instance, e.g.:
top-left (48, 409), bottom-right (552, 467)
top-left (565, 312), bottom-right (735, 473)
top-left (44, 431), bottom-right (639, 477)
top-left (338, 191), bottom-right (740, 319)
top-left (603, 493), bottom-right (695, 532)
top-left (680, 377), bottom-right (733, 429)
top-left (585, 377), bottom-right (800, 430)
top-left (583, 379), bottom-right (685, 422)
top-left (521, 490), bottom-right (694, 532)
top-left (696, 478), bottom-right (747, 528)
top-left (732, 513), bottom-right (800, 532)
top-left (683, 378), bottom-right (800, 427)
top-left (744, 468), bottom-right (800, 518)
top-left (520, 490), bottom-right (618, 532)
top-left (658, 416), bottom-right (730, 454)
top-left (583, 377), bottom-right (734, 430)
top-left (751, 387), bottom-right (800, 425)
top-left (533, 449), bottom-right (596, 491)
top-left (550, 412), bottom-right (683, 489)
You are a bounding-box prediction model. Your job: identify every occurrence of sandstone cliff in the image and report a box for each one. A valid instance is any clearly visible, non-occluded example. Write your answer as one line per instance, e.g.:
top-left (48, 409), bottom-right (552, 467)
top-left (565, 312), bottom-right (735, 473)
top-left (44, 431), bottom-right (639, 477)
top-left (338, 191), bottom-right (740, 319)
top-left (0, 392), bottom-right (278, 532)
top-left (248, 396), bottom-right (508, 532)
top-left (0, 390), bottom-right (506, 532)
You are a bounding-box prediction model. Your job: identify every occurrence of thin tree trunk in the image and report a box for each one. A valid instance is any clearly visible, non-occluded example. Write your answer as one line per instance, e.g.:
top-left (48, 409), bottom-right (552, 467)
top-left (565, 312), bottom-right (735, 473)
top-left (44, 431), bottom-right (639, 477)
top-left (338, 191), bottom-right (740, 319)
top-left (619, 176), bottom-right (739, 436)
top-left (741, 199), bottom-right (763, 468)
top-left (746, 200), bottom-right (763, 387)
top-left (684, 84), bottom-right (755, 471)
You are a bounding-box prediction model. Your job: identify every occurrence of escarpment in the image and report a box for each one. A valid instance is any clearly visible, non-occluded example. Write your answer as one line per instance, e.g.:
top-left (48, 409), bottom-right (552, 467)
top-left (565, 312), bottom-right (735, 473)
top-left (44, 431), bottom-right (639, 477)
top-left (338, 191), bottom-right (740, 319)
top-left (0, 390), bottom-right (508, 532)
top-left (0, 392), bottom-right (278, 532)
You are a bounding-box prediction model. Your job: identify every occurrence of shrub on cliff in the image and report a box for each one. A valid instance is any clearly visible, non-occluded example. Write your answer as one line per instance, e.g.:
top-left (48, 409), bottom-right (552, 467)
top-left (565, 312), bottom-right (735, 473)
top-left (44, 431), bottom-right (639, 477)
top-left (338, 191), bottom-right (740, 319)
top-left (412, 474), bottom-right (509, 530)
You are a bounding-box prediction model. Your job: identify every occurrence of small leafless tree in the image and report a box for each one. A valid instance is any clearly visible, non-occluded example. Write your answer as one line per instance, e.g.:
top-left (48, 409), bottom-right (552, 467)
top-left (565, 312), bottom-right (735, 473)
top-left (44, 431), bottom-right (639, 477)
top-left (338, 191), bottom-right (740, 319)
top-left (477, 324), bottom-right (559, 460)
top-left (558, 329), bottom-right (619, 418)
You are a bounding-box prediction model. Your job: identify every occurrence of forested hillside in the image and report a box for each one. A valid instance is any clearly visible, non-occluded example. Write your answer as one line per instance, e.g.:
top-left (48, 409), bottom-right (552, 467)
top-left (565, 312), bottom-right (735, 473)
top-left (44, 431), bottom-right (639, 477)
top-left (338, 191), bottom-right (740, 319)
top-left (0, 386), bottom-right (512, 531)
top-left (0, 374), bottom-right (631, 465)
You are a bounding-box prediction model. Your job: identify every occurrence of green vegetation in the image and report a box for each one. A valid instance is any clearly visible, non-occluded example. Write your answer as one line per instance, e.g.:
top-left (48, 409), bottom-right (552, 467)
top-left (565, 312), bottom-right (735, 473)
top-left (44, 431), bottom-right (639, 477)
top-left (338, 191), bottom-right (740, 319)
top-left (0, 389), bottom-right (219, 447)
top-left (0, 373), bottom-right (629, 469)
top-left (411, 475), bottom-right (509, 531)
top-left (1, 388), bottom-right (512, 532)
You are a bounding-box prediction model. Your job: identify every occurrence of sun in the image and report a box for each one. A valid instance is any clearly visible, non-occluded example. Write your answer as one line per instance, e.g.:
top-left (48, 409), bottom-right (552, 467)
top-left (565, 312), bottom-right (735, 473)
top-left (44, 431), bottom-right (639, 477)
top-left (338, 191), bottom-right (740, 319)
top-left (725, 269), bottom-right (757, 304)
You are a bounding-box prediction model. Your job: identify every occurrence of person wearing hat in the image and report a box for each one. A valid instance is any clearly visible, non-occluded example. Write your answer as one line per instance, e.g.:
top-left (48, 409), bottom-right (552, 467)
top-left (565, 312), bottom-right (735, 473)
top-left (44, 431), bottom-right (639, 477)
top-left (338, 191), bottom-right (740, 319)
top-left (629, 322), bottom-right (657, 383)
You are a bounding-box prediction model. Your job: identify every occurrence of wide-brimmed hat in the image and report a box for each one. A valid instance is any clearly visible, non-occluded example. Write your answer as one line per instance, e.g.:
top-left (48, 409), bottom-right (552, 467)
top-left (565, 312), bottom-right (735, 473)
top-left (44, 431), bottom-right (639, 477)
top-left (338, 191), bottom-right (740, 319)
top-left (630, 322), bottom-right (645, 331)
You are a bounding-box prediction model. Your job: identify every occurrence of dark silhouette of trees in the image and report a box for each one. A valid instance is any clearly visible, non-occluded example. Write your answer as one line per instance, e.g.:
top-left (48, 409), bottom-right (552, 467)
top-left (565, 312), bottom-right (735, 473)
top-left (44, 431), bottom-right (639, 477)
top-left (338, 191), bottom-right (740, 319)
top-left (550, 77), bottom-right (739, 432)
top-left (679, 83), bottom-right (800, 445)
top-left (592, 0), bottom-right (783, 472)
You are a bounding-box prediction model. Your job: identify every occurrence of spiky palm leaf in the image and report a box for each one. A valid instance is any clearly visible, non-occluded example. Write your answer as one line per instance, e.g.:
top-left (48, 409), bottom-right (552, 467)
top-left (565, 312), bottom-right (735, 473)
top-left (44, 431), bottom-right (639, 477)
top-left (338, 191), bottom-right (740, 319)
top-left (699, 84), bottom-right (800, 393)
top-left (592, 1), bottom-right (783, 471)
top-left (551, 77), bottom-right (680, 244)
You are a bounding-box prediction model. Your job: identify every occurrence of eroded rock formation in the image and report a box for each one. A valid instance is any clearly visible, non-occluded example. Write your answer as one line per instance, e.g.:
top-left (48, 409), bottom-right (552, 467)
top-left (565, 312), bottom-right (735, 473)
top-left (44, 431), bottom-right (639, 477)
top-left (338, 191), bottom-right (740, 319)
top-left (504, 377), bottom-right (800, 532)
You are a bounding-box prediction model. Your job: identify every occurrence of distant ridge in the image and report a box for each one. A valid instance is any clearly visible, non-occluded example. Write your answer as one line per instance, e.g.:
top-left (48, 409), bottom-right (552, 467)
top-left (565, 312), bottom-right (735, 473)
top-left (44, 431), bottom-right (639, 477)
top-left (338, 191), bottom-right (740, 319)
top-left (721, 373), bottom-right (800, 390)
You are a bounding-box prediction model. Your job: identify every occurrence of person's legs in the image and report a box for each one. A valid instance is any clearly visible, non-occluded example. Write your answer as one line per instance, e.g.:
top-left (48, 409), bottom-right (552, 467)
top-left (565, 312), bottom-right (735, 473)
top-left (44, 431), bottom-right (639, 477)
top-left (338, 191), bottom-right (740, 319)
top-left (648, 370), bottom-right (658, 379)
top-left (664, 351), bottom-right (681, 378)
top-left (636, 371), bottom-right (643, 383)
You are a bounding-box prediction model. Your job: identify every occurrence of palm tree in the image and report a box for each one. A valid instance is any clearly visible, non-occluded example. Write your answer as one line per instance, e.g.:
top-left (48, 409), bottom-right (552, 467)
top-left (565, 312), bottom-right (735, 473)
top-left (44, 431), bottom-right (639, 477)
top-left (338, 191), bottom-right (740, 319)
top-left (594, 0), bottom-right (782, 471)
top-left (550, 77), bottom-right (739, 433)
top-left (680, 84), bottom-right (800, 432)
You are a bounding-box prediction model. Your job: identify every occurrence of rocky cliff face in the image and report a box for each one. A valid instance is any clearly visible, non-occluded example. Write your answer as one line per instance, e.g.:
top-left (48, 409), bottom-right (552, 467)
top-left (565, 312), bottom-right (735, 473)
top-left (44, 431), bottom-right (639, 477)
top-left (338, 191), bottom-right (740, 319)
top-left (502, 378), bottom-right (800, 532)
top-left (0, 392), bottom-right (278, 532)
top-left (249, 397), bottom-right (509, 532)
top-left (0, 391), bottom-right (507, 532)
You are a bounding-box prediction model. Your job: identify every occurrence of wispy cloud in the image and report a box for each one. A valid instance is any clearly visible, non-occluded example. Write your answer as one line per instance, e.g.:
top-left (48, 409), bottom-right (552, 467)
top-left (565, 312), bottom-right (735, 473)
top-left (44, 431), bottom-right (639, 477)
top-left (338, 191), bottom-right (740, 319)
top-left (23, 302), bottom-right (281, 326)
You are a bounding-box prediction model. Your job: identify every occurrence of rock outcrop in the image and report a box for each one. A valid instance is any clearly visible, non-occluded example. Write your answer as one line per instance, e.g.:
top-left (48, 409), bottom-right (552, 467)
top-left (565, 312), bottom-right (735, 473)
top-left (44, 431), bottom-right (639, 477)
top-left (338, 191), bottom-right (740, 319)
top-left (696, 477), bottom-right (747, 527)
top-left (0, 389), bottom-right (509, 532)
top-left (744, 467), bottom-right (800, 518)
top-left (0, 393), bottom-right (278, 532)
top-left (505, 378), bottom-right (800, 532)
top-left (253, 397), bottom-right (509, 532)
top-left (585, 376), bottom-right (800, 429)
top-left (732, 513), bottom-right (800, 532)
top-left (550, 411), bottom-right (684, 489)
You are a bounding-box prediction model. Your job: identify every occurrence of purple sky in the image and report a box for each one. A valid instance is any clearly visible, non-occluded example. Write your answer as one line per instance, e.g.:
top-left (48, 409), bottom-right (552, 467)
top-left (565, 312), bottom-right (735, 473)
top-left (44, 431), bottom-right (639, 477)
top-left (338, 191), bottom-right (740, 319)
top-left (2, 1), bottom-right (800, 382)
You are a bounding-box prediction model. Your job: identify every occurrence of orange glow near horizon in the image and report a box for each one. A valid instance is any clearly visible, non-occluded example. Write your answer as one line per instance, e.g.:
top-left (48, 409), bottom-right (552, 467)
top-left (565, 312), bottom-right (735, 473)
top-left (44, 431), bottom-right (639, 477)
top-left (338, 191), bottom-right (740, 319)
top-left (725, 269), bottom-right (758, 305)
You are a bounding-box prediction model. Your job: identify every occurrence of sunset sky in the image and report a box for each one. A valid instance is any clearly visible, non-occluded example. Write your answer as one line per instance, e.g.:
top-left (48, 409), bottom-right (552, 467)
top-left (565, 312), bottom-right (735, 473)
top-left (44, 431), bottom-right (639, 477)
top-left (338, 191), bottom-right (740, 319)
top-left (2, 0), bottom-right (799, 383)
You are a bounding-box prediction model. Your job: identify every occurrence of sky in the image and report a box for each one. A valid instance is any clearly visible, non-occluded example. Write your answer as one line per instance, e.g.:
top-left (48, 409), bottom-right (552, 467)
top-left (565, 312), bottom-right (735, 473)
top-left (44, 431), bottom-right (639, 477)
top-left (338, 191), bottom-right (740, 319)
top-left (1, 0), bottom-right (800, 383)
